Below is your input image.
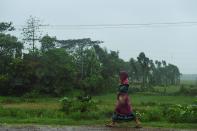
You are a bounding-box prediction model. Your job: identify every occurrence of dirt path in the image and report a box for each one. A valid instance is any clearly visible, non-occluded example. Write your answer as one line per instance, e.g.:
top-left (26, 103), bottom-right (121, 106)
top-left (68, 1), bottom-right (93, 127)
top-left (0, 126), bottom-right (195, 131)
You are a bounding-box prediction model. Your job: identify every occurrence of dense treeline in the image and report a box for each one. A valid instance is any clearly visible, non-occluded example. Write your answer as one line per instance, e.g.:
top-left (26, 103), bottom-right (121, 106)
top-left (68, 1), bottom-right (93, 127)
top-left (0, 21), bottom-right (181, 96)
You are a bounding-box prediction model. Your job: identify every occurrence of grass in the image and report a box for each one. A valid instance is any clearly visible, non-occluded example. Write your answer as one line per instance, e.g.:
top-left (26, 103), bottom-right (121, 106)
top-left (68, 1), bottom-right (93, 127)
top-left (95, 93), bottom-right (196, 106)
top-left (153, 85), bottom-right (180, 93)
top-left (0, 86), bottom-right (196, 129)
top-left (180, 80), bottom-right (197, 85)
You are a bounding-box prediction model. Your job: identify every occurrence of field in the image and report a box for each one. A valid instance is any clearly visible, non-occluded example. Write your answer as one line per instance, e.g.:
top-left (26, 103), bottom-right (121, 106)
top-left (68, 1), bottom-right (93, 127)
top-left (0, 85), bottom-right (196, 129)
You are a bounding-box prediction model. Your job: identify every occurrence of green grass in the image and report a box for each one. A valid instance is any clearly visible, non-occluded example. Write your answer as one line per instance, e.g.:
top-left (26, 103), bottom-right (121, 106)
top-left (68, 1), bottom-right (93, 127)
top-left (180, 80), bottom-right (197, 85)
top-left (0, 91), bottom-right (196, 129)
top-left (95, 93), bottom-right (196, 106)
top-left (153, 85), bottom-right (180, 93)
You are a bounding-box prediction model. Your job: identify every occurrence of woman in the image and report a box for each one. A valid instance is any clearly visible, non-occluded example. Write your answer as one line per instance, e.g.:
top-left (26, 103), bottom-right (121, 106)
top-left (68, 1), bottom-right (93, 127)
top-left (106, 71), bottom-right (141, 128)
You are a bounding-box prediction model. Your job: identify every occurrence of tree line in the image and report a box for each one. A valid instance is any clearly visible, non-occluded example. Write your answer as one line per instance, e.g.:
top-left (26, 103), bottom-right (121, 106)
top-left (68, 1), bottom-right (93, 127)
top-left (0, 18), bottom-right (181, 96)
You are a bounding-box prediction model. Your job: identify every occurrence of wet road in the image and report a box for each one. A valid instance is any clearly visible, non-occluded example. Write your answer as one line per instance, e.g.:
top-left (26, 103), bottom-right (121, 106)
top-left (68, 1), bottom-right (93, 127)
top-left (0, 126), bottom-right (195, 131)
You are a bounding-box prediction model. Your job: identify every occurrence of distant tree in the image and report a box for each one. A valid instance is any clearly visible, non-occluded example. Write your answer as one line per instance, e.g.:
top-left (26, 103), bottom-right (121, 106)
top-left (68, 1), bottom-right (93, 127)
top-left (22, 16), bottom-right (41, 52)
top-left (0, 22), bottom-right (23, 95)
top-left (195, 78), bottom-right (197, 86)
top-left (0, 22), bottom-right (15, 33)
top-left (0, 23), bottom-right (23, 74)
top-left (39, 48), bottom-right (77, 95)
top-left (148, 59), bottom-right (156, 86)
top-left (40, 35), bottom-right (56, 52)
top-left (129, 58), bottom-right (138, 82)
top-left (162, 60), bottom-right (167, 93)
top-left (58, 38), bottom-right (103, 80)
top-left (166, 64), bottom-right (180, 85)
top-left (137, 52), bottom-right (150, 89)
top-left (0, 33), bottom-right (23, 57)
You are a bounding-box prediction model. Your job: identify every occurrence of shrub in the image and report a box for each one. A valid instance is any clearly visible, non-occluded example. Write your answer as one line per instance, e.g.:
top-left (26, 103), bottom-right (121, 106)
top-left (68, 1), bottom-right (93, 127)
top-left (60, 96), bottom-right (99, 120)
top-left (59, 97), bottom-right (72, 113)
top-left (60, 96), bottom-right (98, 113)
top-left (164, 104), bottom-right (197, 123)
top-left (135, 108), bottom-right (163, 122)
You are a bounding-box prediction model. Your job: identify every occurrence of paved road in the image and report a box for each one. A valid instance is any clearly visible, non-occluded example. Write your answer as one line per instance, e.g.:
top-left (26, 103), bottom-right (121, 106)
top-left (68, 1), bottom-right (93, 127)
top-left (0, 126), bottom-right (196, 131)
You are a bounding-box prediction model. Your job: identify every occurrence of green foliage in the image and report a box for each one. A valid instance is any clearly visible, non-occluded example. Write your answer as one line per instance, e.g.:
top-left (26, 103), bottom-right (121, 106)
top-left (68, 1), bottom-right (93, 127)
top-left (82, 74), bottom-right (104, 95)
top-left (0, 20), bottom-right (182, 97)
top-left (60, 96), bottom-right (98, 114)
top-left (136, 109), bottom-right (163, 122)
top-left (135, 104), bottom-right (197, 123)
top-left (40, 35), bottom-right (56, 52)
top-left (59, 96), bottom-right (99, 120)
top-left (164, 104), bottom-right (197, 123)
top-left (0, 22), bottom-right (15, 32)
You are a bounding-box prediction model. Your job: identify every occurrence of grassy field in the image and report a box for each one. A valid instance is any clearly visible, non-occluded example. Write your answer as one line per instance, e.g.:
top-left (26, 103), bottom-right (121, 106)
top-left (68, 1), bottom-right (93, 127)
top-left (180, 80), bottom-right (197, 85)
top-left (0, 86), bottom-right (196, 129)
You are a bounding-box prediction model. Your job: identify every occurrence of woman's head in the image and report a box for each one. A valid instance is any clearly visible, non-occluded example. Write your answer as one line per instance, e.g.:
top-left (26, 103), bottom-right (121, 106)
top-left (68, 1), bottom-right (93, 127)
top-left (119, 71), bottom-right (129, 84)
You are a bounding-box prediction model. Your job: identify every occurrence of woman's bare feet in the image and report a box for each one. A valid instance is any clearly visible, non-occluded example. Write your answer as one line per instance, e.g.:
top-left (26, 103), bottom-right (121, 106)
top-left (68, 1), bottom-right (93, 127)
top-left (134, 118), bottom-right (142, 128)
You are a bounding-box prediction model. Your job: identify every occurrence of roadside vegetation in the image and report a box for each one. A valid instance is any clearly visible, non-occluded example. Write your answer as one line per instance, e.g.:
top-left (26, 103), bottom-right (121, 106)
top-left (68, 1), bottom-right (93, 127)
top-left (0, 84), bottom-right (196, 129)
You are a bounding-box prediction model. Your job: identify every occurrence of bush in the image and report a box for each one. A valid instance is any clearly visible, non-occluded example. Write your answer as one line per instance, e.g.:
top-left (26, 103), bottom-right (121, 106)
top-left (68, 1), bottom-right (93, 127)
top-left (164, 104), bottom-right (197, 123)
top-left (135, 108), bottom-right (163, 122)
top-left (60, 96), bottom-right (98, 113)
top-left (60, 96), bottom-right (99, 120)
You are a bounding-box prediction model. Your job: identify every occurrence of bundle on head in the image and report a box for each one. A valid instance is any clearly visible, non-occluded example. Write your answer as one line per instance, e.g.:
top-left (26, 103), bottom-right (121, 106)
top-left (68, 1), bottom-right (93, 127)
top-left (119, 71), bottom-right (128, 84)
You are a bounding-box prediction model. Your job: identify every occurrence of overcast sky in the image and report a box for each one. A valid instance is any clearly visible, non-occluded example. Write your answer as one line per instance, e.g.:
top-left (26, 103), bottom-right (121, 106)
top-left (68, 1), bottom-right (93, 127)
top-left (1, 0), bottom-right (197, 74)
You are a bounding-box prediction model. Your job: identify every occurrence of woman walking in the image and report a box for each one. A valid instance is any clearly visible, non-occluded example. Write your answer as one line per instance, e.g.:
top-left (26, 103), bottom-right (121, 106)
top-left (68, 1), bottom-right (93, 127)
top-left (106, 71), bottom-right (141, 128)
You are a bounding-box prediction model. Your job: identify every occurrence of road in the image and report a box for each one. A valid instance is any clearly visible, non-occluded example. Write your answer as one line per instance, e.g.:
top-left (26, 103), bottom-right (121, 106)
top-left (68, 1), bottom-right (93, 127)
top-left (0, 126), bottom-right (196, 131)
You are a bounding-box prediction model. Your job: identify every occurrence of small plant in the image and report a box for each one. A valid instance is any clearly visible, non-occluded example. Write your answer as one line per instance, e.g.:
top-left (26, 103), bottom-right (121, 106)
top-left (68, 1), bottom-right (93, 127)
top-left (59, 97), bottom-right (72, 113)
top-left (60, 96), bottom-right (98, 113)
top-left (60, 96), bottom-right (99, 120)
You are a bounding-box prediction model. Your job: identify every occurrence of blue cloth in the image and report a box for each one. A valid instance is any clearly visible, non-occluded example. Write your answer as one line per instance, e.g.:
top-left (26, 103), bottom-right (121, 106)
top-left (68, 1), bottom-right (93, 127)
top-left (112, 112), bottom-right (136, 122)
top-left (118, 84), bottom-right (129, 93)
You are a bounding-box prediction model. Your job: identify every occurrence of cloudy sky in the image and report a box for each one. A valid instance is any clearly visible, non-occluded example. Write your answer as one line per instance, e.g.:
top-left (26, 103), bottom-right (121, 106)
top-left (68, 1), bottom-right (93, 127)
top-left (1, 0), bottom-right (197, 74)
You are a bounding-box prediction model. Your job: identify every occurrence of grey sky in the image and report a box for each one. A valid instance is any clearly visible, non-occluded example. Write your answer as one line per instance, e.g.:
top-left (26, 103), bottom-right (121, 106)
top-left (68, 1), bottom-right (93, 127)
top-left (0, 0), bottom-right (197, 74)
